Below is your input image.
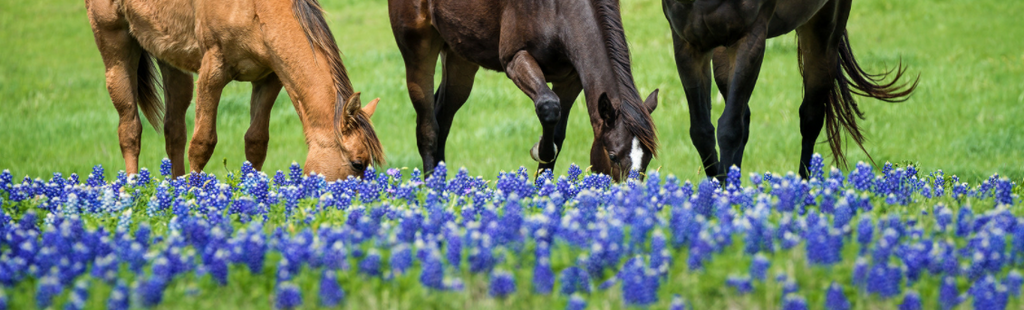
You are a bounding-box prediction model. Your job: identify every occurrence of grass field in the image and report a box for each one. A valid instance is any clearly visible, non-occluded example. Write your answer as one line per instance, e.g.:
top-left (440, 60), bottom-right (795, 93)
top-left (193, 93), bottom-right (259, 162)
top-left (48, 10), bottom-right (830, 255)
top-left (2, 0), bottom-right (1023, 182)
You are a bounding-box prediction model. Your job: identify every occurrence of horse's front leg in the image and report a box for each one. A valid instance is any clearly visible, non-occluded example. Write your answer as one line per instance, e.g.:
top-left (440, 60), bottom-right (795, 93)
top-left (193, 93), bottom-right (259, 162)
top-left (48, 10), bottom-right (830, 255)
top-left (537, 78), bottom-right (583, 174)
top-left (505, 51), bottom-right (561, 167)
top-left (245, 74), bottom-right (284, 171)
top-left (670, 33), bottom-right (719, 179)
top-left (158, 61), bottom-right (194, 178)
top-left (188, 48), bottom-right (232, 173)
top-left (717, 19), bottom-right (769, 182)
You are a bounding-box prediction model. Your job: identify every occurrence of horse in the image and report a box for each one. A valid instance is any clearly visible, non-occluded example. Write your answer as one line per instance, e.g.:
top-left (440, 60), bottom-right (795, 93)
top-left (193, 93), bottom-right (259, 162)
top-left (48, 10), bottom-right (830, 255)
top-left (662, 0), bottom-right (918, 181)
top-left (389, 0), bottom-right (659, 181)
top-left (85, 0), bottom-right (385, 181)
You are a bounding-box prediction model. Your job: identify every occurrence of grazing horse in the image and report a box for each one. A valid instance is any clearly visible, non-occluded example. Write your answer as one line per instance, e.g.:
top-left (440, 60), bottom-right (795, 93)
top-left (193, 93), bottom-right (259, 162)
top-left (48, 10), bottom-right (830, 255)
top-left (85, 0), bottom-right (385, 181)
top-left (389, 0), bottom-right (659, 181)
top-left (662, 0), bottom-right (917, 180)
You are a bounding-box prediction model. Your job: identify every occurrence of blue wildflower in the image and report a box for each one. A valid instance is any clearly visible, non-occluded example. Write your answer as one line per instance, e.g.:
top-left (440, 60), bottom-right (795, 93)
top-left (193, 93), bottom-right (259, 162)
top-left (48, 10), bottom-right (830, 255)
top-left (670, 294), bottom-right (689, 310)
top-left (489, 270), bottom-right (516, 298)
top-left (358, 250), bottom-right (382, 277)
top-left (825, 282), bottom-right (850, 310)
top-left (319, 270), bottom-right (345, 307)
top-left (782, 294), bottom-right (808, 310)
top-left (750, 254), bottom-right (770, 281)
top-left (107, 281), bottom-right (129, 310)
top-left (275, 281), bottom-right (303, 309)
top-left (726, 275), bottom-right (753, 294)
top-left (899, 291), bottom-right (922, 310)
top-left (566, 294), bottom-right (587, 310)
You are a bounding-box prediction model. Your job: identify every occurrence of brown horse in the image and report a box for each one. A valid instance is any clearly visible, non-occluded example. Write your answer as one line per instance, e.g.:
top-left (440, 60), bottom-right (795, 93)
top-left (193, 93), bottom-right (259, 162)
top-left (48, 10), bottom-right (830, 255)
top-left (663, 0), bottom-right (918, 181)
top-left (85, 0), bottom-right (384, 181)
top-left (389, 0), bottom-right (659, 181)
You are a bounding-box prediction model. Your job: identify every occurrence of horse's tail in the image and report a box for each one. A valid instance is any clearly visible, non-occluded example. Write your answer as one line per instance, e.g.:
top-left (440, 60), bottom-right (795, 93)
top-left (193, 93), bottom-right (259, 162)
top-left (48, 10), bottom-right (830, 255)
top-left (823, 30), bottom-right (919, 167)
top-left (137, 50), bottom-right (164, 131)
top-left (290, 0), bottom-right (385, 166)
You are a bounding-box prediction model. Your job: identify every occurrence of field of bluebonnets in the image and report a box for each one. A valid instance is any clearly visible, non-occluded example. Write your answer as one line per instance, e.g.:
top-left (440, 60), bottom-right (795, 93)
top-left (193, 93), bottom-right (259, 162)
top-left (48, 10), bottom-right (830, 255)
top-left (0, 156), bottom-right (1021, 310)
top-left (2, 0), bottom-right (1024, 309)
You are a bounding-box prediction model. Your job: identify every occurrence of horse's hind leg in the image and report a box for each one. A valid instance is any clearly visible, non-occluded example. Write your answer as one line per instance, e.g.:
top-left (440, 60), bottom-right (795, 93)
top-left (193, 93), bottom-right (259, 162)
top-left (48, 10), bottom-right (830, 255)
top-left (434, 49), bottom-right (479, 164)
top-left (87, 16), bottom-right (146, 175)
top-left (713, 46), bottom-right (753, 149)
top-left (671, 33), bottom-right (719, 179)
top-left (505, 51), bottom-right (561, 166)
top-left (158, 61), bottom-right (194, 178)
top-left (187, 48), bottom-right (232, 173)
top-left (795, 7), bottom-right (841, 179)
top-left (391, 8), bottom-right (444, 175)
top-left (245, 74), bottom-right (284, 171)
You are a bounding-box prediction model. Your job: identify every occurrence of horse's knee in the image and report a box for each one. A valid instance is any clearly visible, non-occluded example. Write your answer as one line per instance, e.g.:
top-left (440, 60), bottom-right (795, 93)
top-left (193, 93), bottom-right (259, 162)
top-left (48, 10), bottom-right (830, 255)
top-left (535, 96), bottom-right (560, 125)
top-left (244, 130), bottom-right (269, 148)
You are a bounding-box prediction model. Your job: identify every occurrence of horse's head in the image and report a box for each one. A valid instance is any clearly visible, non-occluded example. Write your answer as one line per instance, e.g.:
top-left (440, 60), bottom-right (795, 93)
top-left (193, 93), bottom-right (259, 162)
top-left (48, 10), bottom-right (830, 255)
top-left (309, 92), bottom-right (386, 181)
top-left (596, 90), bottom-right (658, 181)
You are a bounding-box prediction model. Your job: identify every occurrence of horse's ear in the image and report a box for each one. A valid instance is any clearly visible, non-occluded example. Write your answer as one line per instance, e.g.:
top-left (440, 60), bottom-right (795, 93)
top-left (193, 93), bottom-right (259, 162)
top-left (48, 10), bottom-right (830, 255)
top-left (362, 98), bottom-right (379, 118)
top-left (644, 89), bottom-right (659, 113)
top-left (598, 93), bottom-right (616, 125)
top-left (345, 92), bottom-right (363, 117)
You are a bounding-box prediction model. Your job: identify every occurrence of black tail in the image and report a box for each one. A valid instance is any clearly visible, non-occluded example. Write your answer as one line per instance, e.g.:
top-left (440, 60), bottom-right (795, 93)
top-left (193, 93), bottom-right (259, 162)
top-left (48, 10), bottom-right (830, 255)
top-left (824, 30), bottom-right (919, 167)
top-left (137, 50), bottom-right (164, 131)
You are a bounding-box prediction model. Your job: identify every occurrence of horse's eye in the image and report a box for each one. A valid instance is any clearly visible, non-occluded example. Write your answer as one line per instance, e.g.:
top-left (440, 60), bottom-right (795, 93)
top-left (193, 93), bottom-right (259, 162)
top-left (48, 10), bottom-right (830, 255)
top-left (608, 154), bottom-right (619, 162)
top-left (351, 161), bottom-right (366, 171)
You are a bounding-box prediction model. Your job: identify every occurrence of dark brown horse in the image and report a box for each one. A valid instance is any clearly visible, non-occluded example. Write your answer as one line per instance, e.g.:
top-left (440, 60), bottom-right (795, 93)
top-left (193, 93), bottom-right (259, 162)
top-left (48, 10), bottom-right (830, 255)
top-left (662, 0), bottom-right (918, 180)
top-left (389, 0), bottom-right (659, 181)
top-left (85, 0), bottom-right (384, 181)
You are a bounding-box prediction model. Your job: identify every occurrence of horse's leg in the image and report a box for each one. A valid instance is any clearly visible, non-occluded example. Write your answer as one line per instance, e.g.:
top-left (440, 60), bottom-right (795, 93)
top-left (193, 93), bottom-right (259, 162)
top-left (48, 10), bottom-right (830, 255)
top-left (671, 32), bottom-right (719, 179)
top-left (713, 46), bottom-right (753, 149)
top-left (716, 18), bottom-right (769, 181)
top-left (245, 74), bottom-right (284, 171)
top-left (505, 51), bottom-right (560, 165)
top-left (795, 6), bottom-right (841, 179)
top-left (187, 48), bottom-right (232, 173)
top-left (539, 78), bottom-right (583, 173)
top-left (391, 13), bottom-right (444, 175)
top-left (87, 17), bottom-right (146, 175)
top-left (158, 61), bottom-right (193, 178)
top-left (434, 49), bottom-right (480, 164)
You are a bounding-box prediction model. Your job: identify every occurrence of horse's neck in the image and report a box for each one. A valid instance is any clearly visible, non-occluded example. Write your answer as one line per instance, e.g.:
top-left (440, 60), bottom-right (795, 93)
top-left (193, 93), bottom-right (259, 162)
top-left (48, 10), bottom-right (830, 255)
top-left (561, 9), bottom-right (638, 111)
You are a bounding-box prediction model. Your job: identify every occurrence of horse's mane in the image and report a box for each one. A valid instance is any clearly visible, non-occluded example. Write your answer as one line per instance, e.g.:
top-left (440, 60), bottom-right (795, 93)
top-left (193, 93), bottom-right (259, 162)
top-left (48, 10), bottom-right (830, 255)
top-left (595, 0), bottom-right (658, 157)
top-left (291, 0), bottom-right (385, 166)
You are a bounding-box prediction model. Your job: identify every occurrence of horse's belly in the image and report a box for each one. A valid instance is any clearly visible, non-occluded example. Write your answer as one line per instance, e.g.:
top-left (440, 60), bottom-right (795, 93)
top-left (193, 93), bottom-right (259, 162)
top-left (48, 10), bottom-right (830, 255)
top-left (767, 0), bottom-right (830, 38)
top-left (430, 1), bottom-right (504, 70)
top-left (123, 0), bottom-right (203, 72)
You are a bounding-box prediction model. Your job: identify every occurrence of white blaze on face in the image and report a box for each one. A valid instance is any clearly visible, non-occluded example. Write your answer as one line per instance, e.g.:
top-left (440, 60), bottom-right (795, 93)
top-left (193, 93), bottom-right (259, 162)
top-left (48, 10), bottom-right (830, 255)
top-left (629, 137), bottom-right (643, 171)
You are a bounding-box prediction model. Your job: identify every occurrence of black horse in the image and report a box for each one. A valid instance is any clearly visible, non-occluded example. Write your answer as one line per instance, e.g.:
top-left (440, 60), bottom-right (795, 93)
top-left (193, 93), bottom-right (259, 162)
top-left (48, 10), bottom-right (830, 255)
top-left (662, 0), bottom-right (918, 180)
top-left (389, 0), bottom-right (659, 181)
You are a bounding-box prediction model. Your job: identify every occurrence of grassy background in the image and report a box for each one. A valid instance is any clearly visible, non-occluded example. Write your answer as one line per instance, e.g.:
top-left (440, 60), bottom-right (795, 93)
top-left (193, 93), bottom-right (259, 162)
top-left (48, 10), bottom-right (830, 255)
top-left (1, 0), bottom-right (1022, 181)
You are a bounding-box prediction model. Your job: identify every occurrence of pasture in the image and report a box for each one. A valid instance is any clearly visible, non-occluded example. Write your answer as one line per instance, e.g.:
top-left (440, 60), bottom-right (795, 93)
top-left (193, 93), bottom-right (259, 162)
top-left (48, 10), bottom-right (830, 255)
top-left (1, 0), bottom-right (1022, 181)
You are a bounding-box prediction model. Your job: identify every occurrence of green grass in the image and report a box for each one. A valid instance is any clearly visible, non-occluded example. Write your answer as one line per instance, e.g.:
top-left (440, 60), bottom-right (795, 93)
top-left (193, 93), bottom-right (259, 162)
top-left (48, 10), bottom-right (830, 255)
top-left (2, 0), bottom-right (1023, 182)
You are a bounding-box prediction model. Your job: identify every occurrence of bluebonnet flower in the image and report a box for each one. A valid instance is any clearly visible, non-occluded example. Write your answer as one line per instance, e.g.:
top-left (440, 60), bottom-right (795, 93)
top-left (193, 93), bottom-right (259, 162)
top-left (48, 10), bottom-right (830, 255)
top-left (750, 254), bottom-right (770, 281)
top-left (35, 270), bottom-right (61, 309)
top-left (320, 270), bottom-right (345, 307)
top-left (358, 250), bottom-right (382, 277)
top-left (560, 266), bottom-right (590, 296)
top-left (938, 276), bottom-right (963, 310)
top-left (825, 282), bottom-right (850, 310)
top-left (107, 281), bottom-right (129, 310)
top-left (489, 270), bottom-right (516, 298)
top-left (275, 281), bottom-right (303, 309)
top-left (390, 243), bottom-right (413, 275)
top-left (670, 294), bottom-right (689, 310)
top-left (621, 256), bottom-right (658, 306)
top-left (159, 159), bottom-right (172, 177)
top-left (566, 294), bottom-right (587, 310)
top-left (1005, 270), bottom-right (1023, 297)
top-left (781, 294), bottom-right (808, 310)
top-left (138, 276), bottom-right (169, 307)
top-left (725, 275), bottom-right (753, 294)
top-left (899, 291), bottom-right (922, 310)
top-left (533, 243), bottom-right (554, 294)
top-left (63, 278), bottom-right (89, 310)
top-left (419, 250), bottom-right (445, 290)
